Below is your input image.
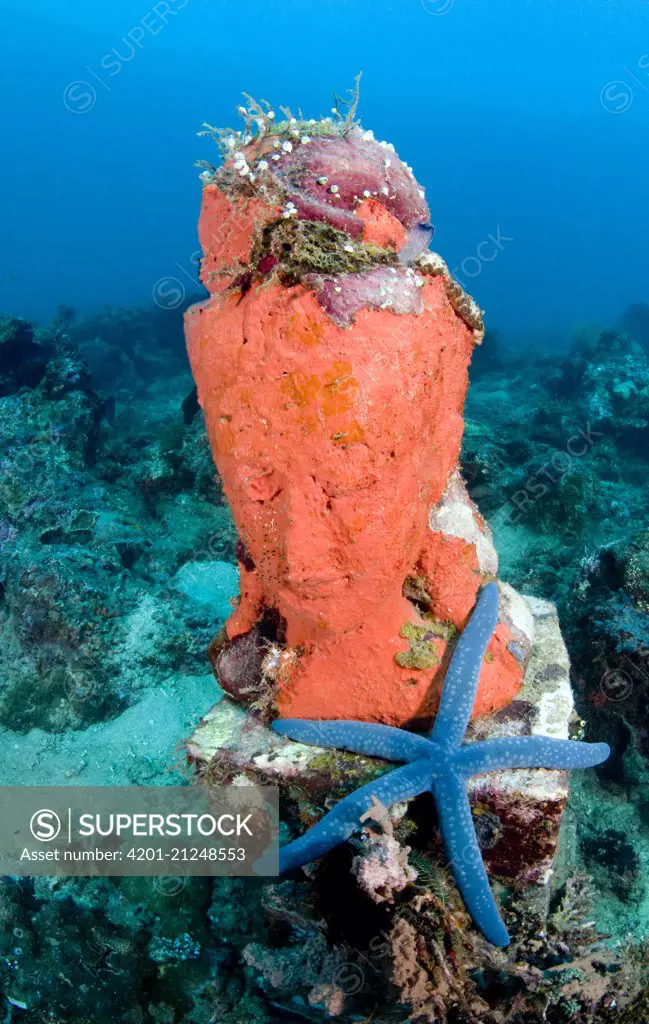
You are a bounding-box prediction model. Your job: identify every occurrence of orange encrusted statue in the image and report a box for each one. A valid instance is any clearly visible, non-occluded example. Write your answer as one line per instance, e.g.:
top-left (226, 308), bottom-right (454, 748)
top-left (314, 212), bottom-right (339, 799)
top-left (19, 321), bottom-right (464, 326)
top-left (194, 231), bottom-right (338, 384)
top-left (185, 91), bottom-right (531, 727)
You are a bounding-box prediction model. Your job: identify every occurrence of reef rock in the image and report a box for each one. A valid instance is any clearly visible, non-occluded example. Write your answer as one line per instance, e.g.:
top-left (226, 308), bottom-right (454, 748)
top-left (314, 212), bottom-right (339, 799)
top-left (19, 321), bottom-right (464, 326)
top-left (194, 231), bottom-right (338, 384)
top-left (0, 315), bottom-right (53, 396)
top-left (569, 530), bottom-right (649, 769)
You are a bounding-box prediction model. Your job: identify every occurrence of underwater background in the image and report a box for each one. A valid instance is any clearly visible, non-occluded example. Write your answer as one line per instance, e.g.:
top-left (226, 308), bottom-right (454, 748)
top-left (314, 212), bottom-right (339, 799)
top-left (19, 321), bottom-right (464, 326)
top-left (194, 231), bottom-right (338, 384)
top-left (3, 0), bottom-right (649, 341)
top-left (2, 0), bottom-right (649, 1021)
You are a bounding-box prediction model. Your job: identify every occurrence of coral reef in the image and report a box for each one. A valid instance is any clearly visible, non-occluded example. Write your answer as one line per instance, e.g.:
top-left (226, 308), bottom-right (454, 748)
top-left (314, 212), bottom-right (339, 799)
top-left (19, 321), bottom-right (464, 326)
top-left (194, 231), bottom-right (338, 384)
top-left (0, 308), bottom-right (232, 739)
top-left (461, 324), bottom-right (649, 601)
top-left (3, 289), bottom-right (649, 1020)
top-left (0, 315), bottom-right (54, 395)
top-left (620, 301), bottom-right (649, 354)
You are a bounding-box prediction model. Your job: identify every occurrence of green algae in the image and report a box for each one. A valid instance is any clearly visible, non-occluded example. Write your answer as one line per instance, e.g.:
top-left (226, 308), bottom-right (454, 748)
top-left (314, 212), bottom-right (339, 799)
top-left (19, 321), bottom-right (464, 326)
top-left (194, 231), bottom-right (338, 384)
top-left (253, 217), bottom-right (396, 280)
top-left (395, 622), bottom-right (441, 670)
top-left (422, 616), bottom-right (458, 643)
top-left (403, 573), bottom-right (432, 605)
top-left (307, 748), bottom-right (390, 793)
top-left (200, 76), bottom-right (363, 161)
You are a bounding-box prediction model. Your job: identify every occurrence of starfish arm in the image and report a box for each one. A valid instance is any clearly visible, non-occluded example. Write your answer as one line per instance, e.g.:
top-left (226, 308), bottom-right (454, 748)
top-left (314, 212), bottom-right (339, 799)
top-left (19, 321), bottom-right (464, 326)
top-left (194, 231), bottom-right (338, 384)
top-left (278, 759), bottom-right (432, 873)
top-left (271, 719), bottom-right (433, 763)
top-left (430, 582), bottom-right (500, 748)
top-left (456, 736), bottom-right (611, 776)
top-left (432, 771), bottom-right (510, 947)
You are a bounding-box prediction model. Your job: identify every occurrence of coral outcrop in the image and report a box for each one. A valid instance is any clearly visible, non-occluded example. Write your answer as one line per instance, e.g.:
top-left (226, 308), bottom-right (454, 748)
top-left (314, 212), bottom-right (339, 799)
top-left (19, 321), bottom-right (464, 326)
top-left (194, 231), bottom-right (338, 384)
top-left (0, 310), bottom-right (228, 735)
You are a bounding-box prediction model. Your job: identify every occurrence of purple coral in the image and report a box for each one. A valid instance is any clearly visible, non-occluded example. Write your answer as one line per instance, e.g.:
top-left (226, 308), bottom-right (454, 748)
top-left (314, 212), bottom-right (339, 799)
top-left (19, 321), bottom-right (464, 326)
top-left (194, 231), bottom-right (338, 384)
top-left (211, 99), bottom-right (434, 326)
top-left (274, 131), bottom-right (430, 237)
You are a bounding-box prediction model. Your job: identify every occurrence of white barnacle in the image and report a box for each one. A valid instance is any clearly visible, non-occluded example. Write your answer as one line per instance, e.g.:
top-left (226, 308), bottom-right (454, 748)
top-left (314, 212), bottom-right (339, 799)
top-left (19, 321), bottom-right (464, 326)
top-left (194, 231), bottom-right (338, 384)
top-left (317, 176), bottom-right (329, 185)
top-left (361, 129), bottom-right (374, 141)
top-left (237, 105), bottom-right (248, 116)
top-left (271, 153), bottom-right (281, 161)
top-left (257, 159), bottom-right (269, 171)
top-left (380, 186), bottom-right (389, 196)
top-left (363, 189), bottom-right (371, 198)
top-left (334, 286), bottom-right (342, 294)
top-left (225, 136), bottom-right (237, 150)
top-left (343, 244), bottom-right (354, 253)
top-left (301, 135), bottom-right (311, 144)
top-left (262, 644), bottom-right (299, 684)
top-left (199, 170), bottom-right (212, 182)
top-left (282, 141), bottom-right (293, 153)
top-left (290, 117), bottom-right (298, 125)
top-left (267, 110), bottom-right (276, 120)
top-left (263, 646), bottom-right (281, 674)
top-left (329, 184), bottom-right (339, 194)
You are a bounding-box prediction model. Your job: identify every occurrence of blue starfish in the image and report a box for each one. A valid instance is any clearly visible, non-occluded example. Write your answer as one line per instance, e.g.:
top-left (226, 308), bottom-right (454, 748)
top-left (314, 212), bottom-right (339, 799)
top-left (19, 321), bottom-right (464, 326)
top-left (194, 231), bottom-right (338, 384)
top-left (271, 583), bottom-right (610, 947)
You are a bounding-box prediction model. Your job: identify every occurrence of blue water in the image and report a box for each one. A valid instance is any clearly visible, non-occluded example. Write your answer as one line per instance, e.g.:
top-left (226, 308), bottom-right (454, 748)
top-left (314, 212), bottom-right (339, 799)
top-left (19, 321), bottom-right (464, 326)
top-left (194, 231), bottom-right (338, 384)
top-left (2, 0), bottom-right (648, 345)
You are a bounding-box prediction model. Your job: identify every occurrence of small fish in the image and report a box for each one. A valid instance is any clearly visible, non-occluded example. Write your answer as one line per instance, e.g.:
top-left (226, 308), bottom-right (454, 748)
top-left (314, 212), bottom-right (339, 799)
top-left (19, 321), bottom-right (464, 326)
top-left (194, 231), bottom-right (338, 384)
top-left (182, 385), bottom-right (200, 425)
top-left (398, 221), bottom-right (435, 265)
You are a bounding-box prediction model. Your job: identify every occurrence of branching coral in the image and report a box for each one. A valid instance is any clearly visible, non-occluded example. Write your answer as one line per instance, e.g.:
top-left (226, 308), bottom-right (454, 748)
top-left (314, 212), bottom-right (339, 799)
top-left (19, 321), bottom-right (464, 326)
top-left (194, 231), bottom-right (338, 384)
top-left (351, 797), bottom-right (418, 904)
